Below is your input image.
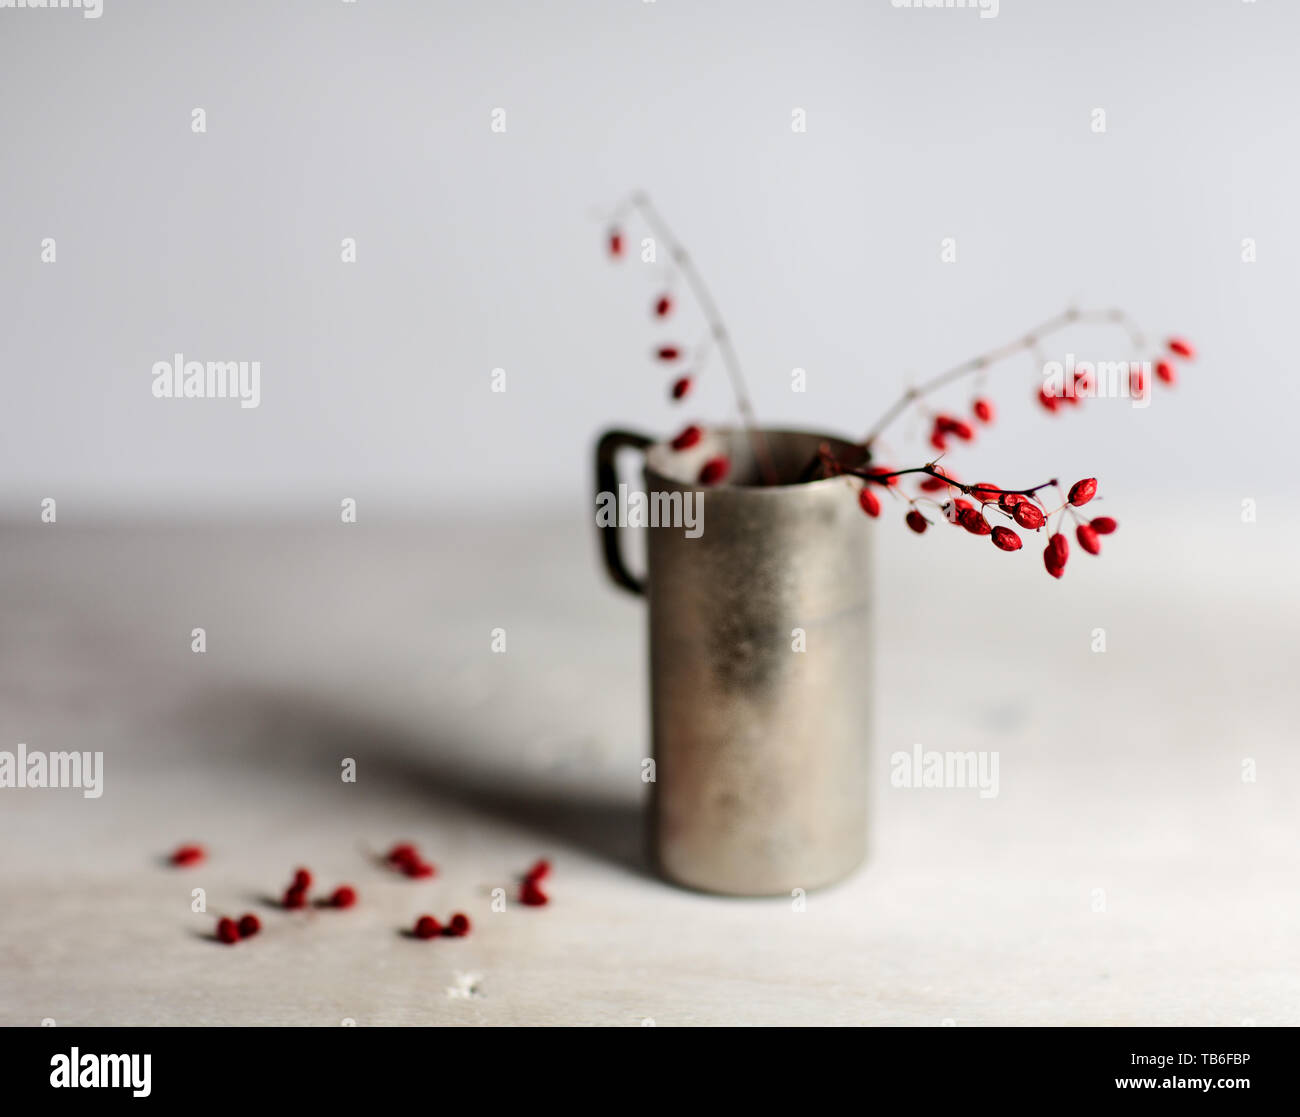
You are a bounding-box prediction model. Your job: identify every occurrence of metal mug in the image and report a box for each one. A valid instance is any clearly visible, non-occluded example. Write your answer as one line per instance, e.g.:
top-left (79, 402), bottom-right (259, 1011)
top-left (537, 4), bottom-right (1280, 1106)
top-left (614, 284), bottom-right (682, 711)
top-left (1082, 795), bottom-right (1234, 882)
top-left (594, 426), bottom-right (872, 895)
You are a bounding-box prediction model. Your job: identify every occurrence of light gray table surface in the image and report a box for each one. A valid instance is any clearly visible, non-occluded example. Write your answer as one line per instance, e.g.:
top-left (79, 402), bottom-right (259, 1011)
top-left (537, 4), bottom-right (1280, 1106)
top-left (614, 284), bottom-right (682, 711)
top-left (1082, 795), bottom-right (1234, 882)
top-left (1, 504), bottom-right (1295, 1026)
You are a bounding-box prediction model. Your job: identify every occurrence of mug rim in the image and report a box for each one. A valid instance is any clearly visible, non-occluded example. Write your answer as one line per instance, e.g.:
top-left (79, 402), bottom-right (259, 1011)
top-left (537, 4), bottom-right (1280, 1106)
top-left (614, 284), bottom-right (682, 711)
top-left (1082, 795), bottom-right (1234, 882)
top-left (644, 426), bottom-right (864, 493)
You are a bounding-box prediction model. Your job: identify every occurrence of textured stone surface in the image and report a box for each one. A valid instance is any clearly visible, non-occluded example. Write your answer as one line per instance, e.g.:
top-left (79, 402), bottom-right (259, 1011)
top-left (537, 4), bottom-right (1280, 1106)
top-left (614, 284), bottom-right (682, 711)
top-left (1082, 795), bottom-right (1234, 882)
top-left (0, 507), bottom-right (1295, 1025)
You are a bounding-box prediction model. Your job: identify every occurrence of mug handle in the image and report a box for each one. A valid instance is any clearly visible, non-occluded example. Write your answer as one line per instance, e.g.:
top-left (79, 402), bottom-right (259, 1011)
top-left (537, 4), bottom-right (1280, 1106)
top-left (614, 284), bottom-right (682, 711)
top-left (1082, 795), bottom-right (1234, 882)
top-left (594, 428), bottom-right (654, 596)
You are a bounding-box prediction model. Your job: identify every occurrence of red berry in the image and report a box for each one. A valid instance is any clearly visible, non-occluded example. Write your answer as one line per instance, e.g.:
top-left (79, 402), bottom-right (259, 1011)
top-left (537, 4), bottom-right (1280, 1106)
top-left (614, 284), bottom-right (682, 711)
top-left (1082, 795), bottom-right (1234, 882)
top-left (520, 879), bottom-right (549, 906)
top-left (670, 375), bottom-right (692, 400)
top-left (1037, 386), bottom-right (1059, 413)
top-left (959, 507), bottom-right (992, 536)
top-left (330, 886), bottom-right (357, 909)
top-left (1090, 516), bottom-right (1118, 535)
top-left (919, 475), bottom-right (953, 493)
top-left (1013, 502), bottom-right (1045, 530)
top-left (999, 492), bottom-right (1027, 511)
top-left (1156, 360), bottom-right (1176, 385)
top-left (858, 487), bottom-right (881, 518)
top-left (1044, 532), bottom-right (1069, 578)
top-left (698, 457), bottom-right (729, 485)
top-left (292, 868), bottom-right (312, 891)
top-left (905, 509), bottom-right (928, 534)
top-left (864, 469), bottom-right (899, 487)
top-left (171, 844), bottom-right (204, 867)
top-left (238, 913), bottom-right (261, 938)
top-left (1130, 367), bottom-right (1147, 395)
top-left (445, 913), bottom-right (471, 937)
top-left (524, 859), bottom-right (551, 883)
top-left (654, 294), bottom-right (672, 318)
top-left (403, 860), bottom-right (435, 879)
top-left (386, 843), bottom-right (418, 867)
top-left (414, 915), bottom-right (441, 940)
top-left (991, 526), bottom-right (1022, 552)
top-left (670, 424), bottom-right (702, 451)
top-left (1068, 478), bottom-right (1097, 506)
top-left (929, 431), bottom-right (948, 452)
top-left (217, 917), bottom-right (240, 944)
top-left (1167, 338), bottom-right (1195, 359)
top-left (969, 483), bottom-right (1000, 504)
top-left (949, 419), bottom-right (974, 442)
top-left (607, 229), bottom-right (623, 258)
top-left (283, 886), bottom-right (308, 910)
top-left (972, 398), bottom-right (995, 423)
top-left (656, 346), bottom-right (681, 361)
top-left (1076, 524), bottom-right (1102, 555)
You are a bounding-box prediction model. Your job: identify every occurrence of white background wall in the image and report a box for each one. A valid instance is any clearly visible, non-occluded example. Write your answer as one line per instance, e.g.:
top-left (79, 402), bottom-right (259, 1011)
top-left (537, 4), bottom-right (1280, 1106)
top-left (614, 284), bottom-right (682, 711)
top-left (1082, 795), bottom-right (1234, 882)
top-left (1, 0), bottom-right (1294, 515)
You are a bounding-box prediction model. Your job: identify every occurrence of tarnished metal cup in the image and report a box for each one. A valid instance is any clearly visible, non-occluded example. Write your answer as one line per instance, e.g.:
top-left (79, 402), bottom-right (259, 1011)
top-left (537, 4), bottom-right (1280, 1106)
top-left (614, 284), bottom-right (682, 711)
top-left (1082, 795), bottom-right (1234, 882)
top-left (594, 427), bottom-right (872, 895)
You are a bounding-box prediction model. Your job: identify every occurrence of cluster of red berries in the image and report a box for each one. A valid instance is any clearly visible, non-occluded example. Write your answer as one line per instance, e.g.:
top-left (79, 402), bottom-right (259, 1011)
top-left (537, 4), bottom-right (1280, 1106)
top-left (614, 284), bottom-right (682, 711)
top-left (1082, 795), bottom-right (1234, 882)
top-left (174, 843), bottom-right (552, 947)
top-left (281, 867), bottom-right (357, 910)
top-left (604, 208), bottom-right (1188, 576)
top-left (216, 913), bottom-right (261, 945)
top-left (927, 398), bottom-right (994, 453)
top-left (1038, 337), bottom-right (1194, 412)
top-left (851, 464), bottom-right (1117, 579)
top-left (385, 842), bottom-right (436, 879)
top-left (519, 859), bottom-right (551, 906)
top-left (413, 912), bottom-right (472, 940)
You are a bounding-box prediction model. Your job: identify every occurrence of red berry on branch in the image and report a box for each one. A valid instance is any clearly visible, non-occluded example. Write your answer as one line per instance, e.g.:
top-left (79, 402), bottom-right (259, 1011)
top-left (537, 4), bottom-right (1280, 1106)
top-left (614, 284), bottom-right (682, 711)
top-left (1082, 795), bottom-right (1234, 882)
top-left (654, 294), bottom-right (672, 318)
top-left (238, 913), bottom-right (261, 938)
top-left (520, 879), bottom-right (549, 906)
top-left (1076, 524), bottom-right (1102, 555)
top-left (929, 430), bottom-right (948, 452)
top-left (1090, 516), bottom-right (1118, 535)
top-left (858, 487), bottom-right (881, 518)
top-left (217, 917), bottom-right (240, 944)
top-left (670, 376), bottom-right (692, 400)
top-left (864, 469), bottom-right (899, 487)
top-left (1013, 502), bottom-right (1045, 530)
top-left (949, 419), bottom-right (974, 442)
top-left (670, 424), bottom-right (702, 451)
top-left (656, 346), bottom-right (681, 361)
top-left (608, 228), bottom-right (623, 258)
top-left (414, 915), bottom-right (441, 940)
top-left (403, 860), bottom-right (435, 879)
top-left (919, 475), bottom-right (953, 493)
top-left (1068, 478), bottom-right (1097, 506)
top-left (972, 398), bottom-right (995, 423)
top-left (699, 457), bottom-right (730, 485)
top-left (959, 507), bottom-right (992, 536)
top-left (1167, 338), bottom-right (1195, 359)
top-left (1130, 367), bottom-right (1147, 394)
top-left (445, 913), bottom-right (471, 938)
top-left (1037, 386), bottom-right (1060, 414)
top-left (171, 844), bottom-right (204, 867)
top-left (330, 886), bottom-right (357, 909)
top-left (991, 526), bottom-right (1022, 552)
top-left (1044, 532), bottom-right (1069, 579)
top-left (1156, 360), bottom-right (1176, 385)
top-left (999, 492), bottom-right (1027, 511)
top-left (524, 859), bottom-right (551, 883)
top-left (970, 483), bottom-right (1000, 504)
top-left (905, 509), bottom-right (928, 534)
top-left (292, 868), bottom-right (312, 891)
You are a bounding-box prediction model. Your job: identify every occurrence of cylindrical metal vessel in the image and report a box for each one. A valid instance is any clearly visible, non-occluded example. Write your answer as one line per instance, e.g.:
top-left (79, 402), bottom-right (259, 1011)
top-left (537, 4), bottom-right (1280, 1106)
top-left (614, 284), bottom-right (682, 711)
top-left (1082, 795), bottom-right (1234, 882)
top-left (595, 427), bottom-right (872, 895)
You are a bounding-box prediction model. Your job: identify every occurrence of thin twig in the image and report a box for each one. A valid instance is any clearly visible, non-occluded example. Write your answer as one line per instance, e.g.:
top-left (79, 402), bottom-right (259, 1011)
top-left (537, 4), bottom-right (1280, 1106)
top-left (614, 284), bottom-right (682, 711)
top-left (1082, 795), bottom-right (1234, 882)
top-left (862, 307), bottom-right (1147, 446)
top-left (628, 192), bottom-right (779, 485)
